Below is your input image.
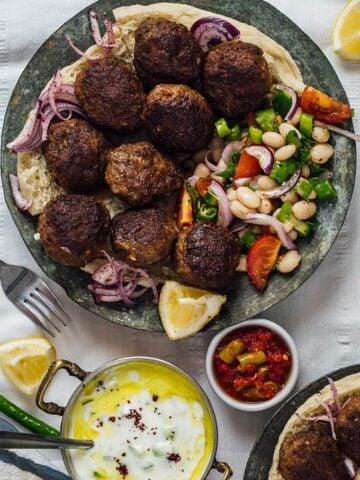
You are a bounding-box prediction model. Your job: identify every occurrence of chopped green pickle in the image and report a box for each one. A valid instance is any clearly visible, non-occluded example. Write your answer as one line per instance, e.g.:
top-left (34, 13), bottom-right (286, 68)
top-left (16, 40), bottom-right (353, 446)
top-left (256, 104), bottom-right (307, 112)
top-left (255, 107), bottom-right (279, 132)
top-left (249, 125), bottom-right (263, 144)
top-left (273, 90), bottom-right (292, 118)
top-left (219, 339), bottom-right (246, 364)
top-left (215, 117), bottom-right (231, 138)
top-left (237, 351), bottom-right (267, 370)
top-left (314, 179), bottom-right (337, 201)
top-left (299, 112), bottom-right (314, 138)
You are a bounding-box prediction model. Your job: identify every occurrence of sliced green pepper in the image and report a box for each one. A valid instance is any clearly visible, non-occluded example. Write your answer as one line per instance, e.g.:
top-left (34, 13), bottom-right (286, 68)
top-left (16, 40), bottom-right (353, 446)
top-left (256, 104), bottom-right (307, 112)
top-left (203, 189), bottom-right (218, 206)
top-left (299, 112), bottom-right (314, 138)
top-left (240, 232), bottom-right (259, 250)
top-left (226, 123), bottom-right (242, 141)
top-left (249, 125), bottom-right (263, 144)
top-left (255, 107), bottom-right (279, 132)
top-left (196, 203), bottom-right (218, 221)
top-left (215, 117), bottom-right (231, 138)
top-left (314, 179), bottom-right (337, 201)
top-left (273, 90), bottom-right (292, 118)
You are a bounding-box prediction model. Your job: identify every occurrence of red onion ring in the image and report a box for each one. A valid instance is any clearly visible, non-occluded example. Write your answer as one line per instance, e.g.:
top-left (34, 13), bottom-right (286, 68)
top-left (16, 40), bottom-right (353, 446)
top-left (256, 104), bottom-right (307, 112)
top-left (48, 69), bottom-right (68, 121)
top-left (314, 120), bottom-right (360, 142)
top-left (205, 150), bottom-right (222, 172)
top-left (260, 169), bottom-right (301, 199)
top-left (190, 16), bottom-right (240, 52)
top-left (9, 174), bottom-right (32, 211)
top-left (89, 10), bottom-right (103, 46)
top-left (209, 180), bottom-right (233, 228)
top-left (245, 213), bottom-right (297, 250)
top-left (40, 102), bottom-right (85, 141)
top-left (221, 139), bottom-right (247, 166)
top-left (245, 145), bottom-right (274, 174)
top-left (272, 84), bottom-right (300, 121)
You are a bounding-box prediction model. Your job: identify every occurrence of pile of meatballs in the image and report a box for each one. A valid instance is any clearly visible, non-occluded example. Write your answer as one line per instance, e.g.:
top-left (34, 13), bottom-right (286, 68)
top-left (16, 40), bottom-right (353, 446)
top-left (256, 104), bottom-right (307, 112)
top-left (38, 17), bottom-right (272, 292)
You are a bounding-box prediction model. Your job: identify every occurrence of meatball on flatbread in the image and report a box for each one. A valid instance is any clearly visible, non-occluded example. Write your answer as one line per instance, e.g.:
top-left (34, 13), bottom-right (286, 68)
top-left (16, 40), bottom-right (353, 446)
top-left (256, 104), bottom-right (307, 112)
top-left (111, 206), bottom-right (177, 267)
top-left (335, 396), bottom-right (360, 464)
top-left (134, 17), bottom-right (202, 90)
top-left (38, 195), bottom-right (110, 267)
top-left (105, 141), bottom-right (183, 206)
top-left (75, 56), bottom-right (145, 132)
top-left (202, 39), bottom-right (272, 119)
top-left (43, 119), bottom-right (108, 193)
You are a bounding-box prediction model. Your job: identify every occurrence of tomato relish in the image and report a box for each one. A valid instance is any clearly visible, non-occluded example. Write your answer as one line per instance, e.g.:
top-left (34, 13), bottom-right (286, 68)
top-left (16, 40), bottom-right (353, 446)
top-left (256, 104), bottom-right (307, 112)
top-left (213, 327), bottom-right (292, 403)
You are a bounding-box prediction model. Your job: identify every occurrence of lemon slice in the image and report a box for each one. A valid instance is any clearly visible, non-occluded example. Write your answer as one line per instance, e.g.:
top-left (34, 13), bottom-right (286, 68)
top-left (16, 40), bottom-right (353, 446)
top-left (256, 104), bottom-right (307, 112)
top-left (0, 337), bottom-right (56, 395)
top-left (159, 281), bottom-right (226, 340)
top-left (332, 0), bottom-right (360, 61)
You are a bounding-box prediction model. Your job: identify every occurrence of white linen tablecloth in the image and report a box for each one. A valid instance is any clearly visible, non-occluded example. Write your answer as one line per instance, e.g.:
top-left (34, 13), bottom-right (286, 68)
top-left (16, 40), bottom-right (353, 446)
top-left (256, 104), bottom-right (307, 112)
top-left (0, 0), bottom-right (359, 478)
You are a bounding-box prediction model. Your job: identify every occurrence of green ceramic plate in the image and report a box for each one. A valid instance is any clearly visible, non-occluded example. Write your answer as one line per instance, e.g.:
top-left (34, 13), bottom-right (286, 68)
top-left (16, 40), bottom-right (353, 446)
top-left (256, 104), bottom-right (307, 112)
top-left (1, 0), bottom-right (356, 331)
top-left (244, 364), bottom-right (360, 479)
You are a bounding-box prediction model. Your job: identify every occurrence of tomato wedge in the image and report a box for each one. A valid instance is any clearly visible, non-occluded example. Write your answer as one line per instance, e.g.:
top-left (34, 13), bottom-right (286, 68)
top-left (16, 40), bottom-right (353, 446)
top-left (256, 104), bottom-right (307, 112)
top-left (195, 177), bottom-right (212, 197)
top-left (177, 185), bottom-right (193, 230)
top-left (234, 150), bottom-right (261, 179)
top-left (247, 235), bottom-right (282, 291)
top-left (301, 86), bottom-right (352, 124)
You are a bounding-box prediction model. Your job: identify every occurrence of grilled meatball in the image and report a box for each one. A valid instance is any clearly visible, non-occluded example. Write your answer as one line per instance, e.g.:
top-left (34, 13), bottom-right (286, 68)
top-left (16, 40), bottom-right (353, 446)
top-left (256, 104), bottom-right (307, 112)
top-left (111, 207), bottom-right (177, 267)
top-left (278, 431), bottom-right (350, 480)
top-left (105, 141), bottom-right (183, 206)
top-left (173, 221), bottom-right (239, 290)
top-left (38, 195), bottom-right (110, 267)
top-left (335, 396), bottom-right (360, 463)
top-left (43, 119), bottom-right (107, 193)
top-left (134, 17), bottom-right (202, 90)
top-left (202, 40), bottom-right (272, 119)
top-left (144, 84), bottom-right (214, 153)
top-left (75, 56), bottom-right (145, 132)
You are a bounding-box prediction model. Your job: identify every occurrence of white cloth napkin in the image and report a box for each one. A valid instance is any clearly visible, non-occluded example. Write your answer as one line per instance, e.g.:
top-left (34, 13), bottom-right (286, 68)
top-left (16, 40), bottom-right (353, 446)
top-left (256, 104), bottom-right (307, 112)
top-left (1, 0), bottom-right (360, 478)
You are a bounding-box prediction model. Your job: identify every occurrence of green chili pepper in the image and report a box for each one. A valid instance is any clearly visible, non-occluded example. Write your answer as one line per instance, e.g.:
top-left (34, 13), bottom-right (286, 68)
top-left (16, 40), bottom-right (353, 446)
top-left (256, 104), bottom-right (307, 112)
top-left (185, 182), bottom-right (199, 207)
top-left (255, 107), bottom-right (279, 132)
top-left (297, 179), bottom-right (314, 200)
top-left (299, 112), bottom-right (314, 138)
top-left (226, 123), bottom-right (242, 141)
top-left (270, 158), bottom-right (298, 183)
top-left (286, 130), bottom-right (302, 148)
top-left (215, 117), bottom-right (231, 138)
top-left (217, 151), bottom-right (240, 179)
top-left (248, 126), bottom-right (263, 144)
top-left (0, 395), bottom-right (60, 437)
top-left (196, 203), bottom-right (218, 221)
top-left (203, 189), bottom-right (218, 206)
top-left (273, 90), bottom-right (292, 118)
top-left (240, 232), bottom-right (259, 250)
top-left (314, 179), bottom-right (337, 201)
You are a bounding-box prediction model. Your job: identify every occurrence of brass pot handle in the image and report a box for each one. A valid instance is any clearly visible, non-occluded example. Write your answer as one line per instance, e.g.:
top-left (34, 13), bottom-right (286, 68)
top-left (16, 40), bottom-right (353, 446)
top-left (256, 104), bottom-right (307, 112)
top-left (36, 359), bottom-right (88, 416)
top-left (212, 460), bottom-right (233, 479)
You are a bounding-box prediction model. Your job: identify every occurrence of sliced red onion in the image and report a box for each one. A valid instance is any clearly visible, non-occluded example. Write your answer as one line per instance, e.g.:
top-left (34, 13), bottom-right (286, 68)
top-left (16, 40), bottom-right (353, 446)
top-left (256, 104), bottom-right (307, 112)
top-left (48, 69), bottom-right (68, 121)
top-left (7, 104), bottom-right (42, 152)
top-left (89, 10), bottom-right (103, 46)
top-left (314, 120), bottom-right (360, 142)
top-left (9, 174), bottom-right (32, 211)
top-left (190, 16), bottom-right (240, 52)
top-left (245, 213), bottom-right (297, 250)
top-left (230, 221), bottom-right (248, 233)
top-left (221, 139), bottom-right (247, 166)
top-left (328, 377), bottom-right (342, 414)
top-left (343, 456), bottom-right (356, 479)
top-left (272, 84), bottom-right (300, 121)
top-left (187, 176), bottom-right (199, 188)
top-left (103, 17), bottom-right (117, 47)
top-left (245, 146), bottom-right (274, 174)
top-left (296, 413), bottom-right (331, 423)
top-left (40, 102), bottom-right (85, 141)
top-left (209, 180), bottom-right (233, 228)
top-left (65, 33), bottom-right (105, 61)
top-left (321, 400), bottom-right (336, 440)
top-left (205, 150), bottom-right (223, 172)
top-left (260, 169), bottom-right (301, 199)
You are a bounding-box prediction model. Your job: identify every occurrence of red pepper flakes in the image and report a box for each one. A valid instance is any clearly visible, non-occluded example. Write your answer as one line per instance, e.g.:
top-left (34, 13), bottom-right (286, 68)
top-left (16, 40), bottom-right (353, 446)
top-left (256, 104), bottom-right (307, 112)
top-left (167, 453), bottom-right (181, 463)
top-left (125, 409), bottom-right (146, 431)
top-left (115, 459), bottom-right (128, 478)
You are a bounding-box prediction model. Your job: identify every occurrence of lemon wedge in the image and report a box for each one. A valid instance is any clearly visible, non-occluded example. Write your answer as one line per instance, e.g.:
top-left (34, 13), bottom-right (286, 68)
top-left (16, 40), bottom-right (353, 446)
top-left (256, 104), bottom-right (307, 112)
top-left (332, 0), bottom-right (360, 61)
top-left (159, 281), bottom-right (227, 340)
top-left (0, 337), bottom-right (56, 395)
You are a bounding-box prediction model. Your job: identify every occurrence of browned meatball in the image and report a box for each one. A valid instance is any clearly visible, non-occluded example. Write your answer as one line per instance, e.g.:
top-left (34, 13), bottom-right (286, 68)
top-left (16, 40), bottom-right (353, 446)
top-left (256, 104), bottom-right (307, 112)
top-left (111, 207), bottom-right (177, 267)
top-left (143, 84), bottom-right (214, 153)
top-left (105, 141), bottom-right (183, 206)
top-left (335, 396), bottom-right (360, 463)
top-left (202, 40), bottom-right (272, 119)
top-left (43, 119), bottom-right (108, 193)
top-left (173, 221), bottom-right (239, 290)
top-left (278, 431), bottom-right (350, 480)
top-left (75, 56), bottom-right (145, 132)
top-left (134, 17), bottom-right (202, 90)
top-left (38, 195), bottom-right (110, 267)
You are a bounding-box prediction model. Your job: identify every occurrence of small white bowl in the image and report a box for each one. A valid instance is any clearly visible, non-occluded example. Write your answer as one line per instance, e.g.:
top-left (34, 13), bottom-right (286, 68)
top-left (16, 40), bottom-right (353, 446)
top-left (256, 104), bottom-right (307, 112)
top-left (205, 319), bottom-right (299, 412)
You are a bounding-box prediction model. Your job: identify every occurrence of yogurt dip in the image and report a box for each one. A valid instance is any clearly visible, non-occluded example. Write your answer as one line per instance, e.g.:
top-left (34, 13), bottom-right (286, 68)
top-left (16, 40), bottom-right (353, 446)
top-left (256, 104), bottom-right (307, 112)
top-left (66, 361), bottom-right (215, 480)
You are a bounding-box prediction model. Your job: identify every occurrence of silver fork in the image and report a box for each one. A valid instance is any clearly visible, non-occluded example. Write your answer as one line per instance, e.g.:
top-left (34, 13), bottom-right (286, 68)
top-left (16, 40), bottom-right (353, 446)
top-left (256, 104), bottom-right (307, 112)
top-left (0, 260), bottom-right (71, 337)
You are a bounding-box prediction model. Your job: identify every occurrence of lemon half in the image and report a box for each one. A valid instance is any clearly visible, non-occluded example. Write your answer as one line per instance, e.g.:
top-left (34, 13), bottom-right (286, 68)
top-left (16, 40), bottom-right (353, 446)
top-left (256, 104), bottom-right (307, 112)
top-left (0, 337), bottom-right (56, 395)
top-left (159, 281), bottom-right (227, 340)
top-left (332, 0), bottom-right (360, 61)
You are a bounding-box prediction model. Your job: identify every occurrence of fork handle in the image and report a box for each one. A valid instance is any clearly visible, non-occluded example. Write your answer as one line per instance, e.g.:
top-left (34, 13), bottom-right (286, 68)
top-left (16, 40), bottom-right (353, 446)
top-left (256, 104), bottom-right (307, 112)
top-left (0, 431), bottom-right (93, 449)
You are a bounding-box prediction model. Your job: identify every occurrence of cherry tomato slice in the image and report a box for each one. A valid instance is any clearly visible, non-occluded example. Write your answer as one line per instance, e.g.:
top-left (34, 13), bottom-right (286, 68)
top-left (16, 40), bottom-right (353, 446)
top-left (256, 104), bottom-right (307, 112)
top-left (301, 86), bottom-right (352, 124)
top-left (195, 177), bottom-right (212, 197)
top-left (234, 150), bottom-right (261, 179)
top-left (247, 235), bottom-right (282, 290)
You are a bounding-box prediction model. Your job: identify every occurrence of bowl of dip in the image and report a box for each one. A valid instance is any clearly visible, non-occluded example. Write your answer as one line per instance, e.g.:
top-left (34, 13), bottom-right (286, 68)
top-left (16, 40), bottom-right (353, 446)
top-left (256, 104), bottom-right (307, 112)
top-left (205, 319), bottom-right (299, 412)
top-left (36, 357), bottom-right (232, 480)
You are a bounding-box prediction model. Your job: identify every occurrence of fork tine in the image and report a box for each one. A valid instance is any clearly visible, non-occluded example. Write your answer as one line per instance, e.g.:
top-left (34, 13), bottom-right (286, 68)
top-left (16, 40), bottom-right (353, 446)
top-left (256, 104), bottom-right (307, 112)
top-left (35, 281), bottom-right (71, 322)
top-left (25, 297), bottom-right (61, 334)
top-left (30, 290), bottom-right (67, 328)
top-left (18, 301), bottom-right (56, 338)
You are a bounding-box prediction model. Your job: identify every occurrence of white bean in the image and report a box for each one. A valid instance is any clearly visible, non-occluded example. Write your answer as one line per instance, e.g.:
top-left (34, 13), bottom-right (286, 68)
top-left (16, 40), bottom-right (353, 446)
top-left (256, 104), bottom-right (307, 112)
top-left (236, 186), bottom-right (261, 209)
top-left (310, 143), bottom-right (334, 164)
top-left (258, 198), bottom-right (273, 214)
top-left (274, 144), bottom-right (296, 162)
top-left (301, 164), bottom-right (310, 178)
top-left (312, 126), bottom-right (330, 143)
top-left (236, 255), bottom-right (247, 272)
top-left (211, 173), bottom-right (224, 184)
top-left (230, 201), bottom-right (255, 220)
top-left (209, 136), bottom-right (225, 150)
top-left (217, 159), bottom-right (227, 170)
top-left (278, 251), bottom-right (301, 273)
top-left (257, 176), bottom-right (278, 190)
top-left (194, 163), bottom-right (211, 178)
top-left (287, 107), bottom-right (302, 126)
top-left (292, 200), bottom-right (317, 220)
top-left (279, 123), bottom-right (302, 140)
top-left (288, 230), bottom-right (298, 241)
top-left (281, 190), bottom-right (298, 204)
top-left (227, 188), bottom-right (238, 202)
top-left (192, 148), bottom-right (208, 164)
top-left (262, 132), bottom-right (285, 149)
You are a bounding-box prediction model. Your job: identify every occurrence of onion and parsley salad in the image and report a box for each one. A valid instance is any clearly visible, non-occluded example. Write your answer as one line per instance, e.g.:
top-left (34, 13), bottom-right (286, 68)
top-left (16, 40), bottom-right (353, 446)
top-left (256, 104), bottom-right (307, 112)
top-left (178, 84), bottom-right (357, 291)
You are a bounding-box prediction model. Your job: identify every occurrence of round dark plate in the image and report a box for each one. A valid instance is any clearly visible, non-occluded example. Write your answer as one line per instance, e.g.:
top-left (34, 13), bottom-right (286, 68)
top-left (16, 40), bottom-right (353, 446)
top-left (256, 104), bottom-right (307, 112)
top-left (244, 364), bottom-right (360, 479)
top-left (1, 0), bottom-right (356, 331)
